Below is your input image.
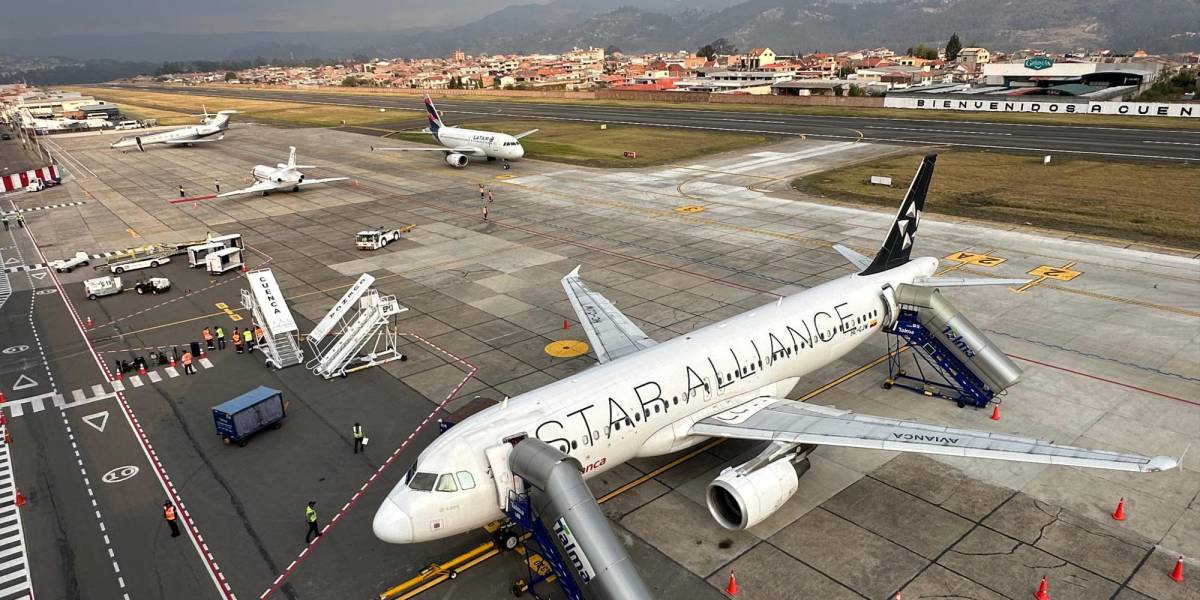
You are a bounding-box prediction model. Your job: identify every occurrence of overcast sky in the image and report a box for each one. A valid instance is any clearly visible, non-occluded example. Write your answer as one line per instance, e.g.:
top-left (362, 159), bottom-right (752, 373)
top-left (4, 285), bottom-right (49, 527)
top-left (0, 0), bottom-right (552, 38)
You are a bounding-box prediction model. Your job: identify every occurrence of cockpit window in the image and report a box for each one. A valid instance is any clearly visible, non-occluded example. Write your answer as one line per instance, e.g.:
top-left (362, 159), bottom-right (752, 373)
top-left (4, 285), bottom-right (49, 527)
top-left (456, 471), bottom-right (476, 490)
top-left (408, 472), bottom-right (437, 491)
top-left (436, 474), bottom-right (458, 492)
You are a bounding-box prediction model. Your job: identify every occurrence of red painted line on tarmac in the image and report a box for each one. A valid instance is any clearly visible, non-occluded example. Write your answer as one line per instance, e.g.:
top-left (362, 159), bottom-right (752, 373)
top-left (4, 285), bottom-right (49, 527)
top-left (1011, 354), bottom-right (1199, 407)
top-left (20, 224), bottom-right (237, 600)
top-left (168, 194), bottom-right (219, 204)
top-left (256, 332), bottom-right (478, 600)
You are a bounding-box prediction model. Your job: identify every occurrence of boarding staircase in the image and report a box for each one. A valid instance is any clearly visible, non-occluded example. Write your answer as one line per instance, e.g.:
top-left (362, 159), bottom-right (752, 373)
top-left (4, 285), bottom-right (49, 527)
top-left (306, 290), bottom-right (405, 379)
top-left (240, 288), bottom-right (304, 369)
top-left (505, 491), bottom-right (586, 600)
top-left (886, 308), bottom-right (993, 408)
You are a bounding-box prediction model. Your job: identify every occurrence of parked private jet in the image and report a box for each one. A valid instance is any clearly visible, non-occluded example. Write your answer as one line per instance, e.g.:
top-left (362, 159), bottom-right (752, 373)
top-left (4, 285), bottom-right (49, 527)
top-left (372, 154), bottom-right (1177, 545)
top-left (370, 96), bottom-right (535, 169)
top-left (171, 147), bottom-right (346, 202)
top-left (111, 108), bottom-right (236, 152)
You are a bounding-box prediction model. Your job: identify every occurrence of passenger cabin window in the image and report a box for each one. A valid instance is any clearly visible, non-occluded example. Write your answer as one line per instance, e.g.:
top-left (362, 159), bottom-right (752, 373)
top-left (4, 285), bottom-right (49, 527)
top-left (409, 472), bottom-right (437, 491)
top-left (456, 471), bottom-right (476, 490)
top-left (436, 474), bottom-right (458, 492)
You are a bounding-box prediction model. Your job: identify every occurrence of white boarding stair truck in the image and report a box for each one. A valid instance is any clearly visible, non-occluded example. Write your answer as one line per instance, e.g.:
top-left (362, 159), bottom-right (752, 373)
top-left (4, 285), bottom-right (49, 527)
top-left (370, 154), bottom-right (1179, 548)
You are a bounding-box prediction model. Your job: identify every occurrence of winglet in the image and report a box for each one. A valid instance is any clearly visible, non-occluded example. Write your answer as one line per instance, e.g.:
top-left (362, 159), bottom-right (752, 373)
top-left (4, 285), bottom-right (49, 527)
top-left (566, 265), bottom-right (581, 279)
top-left (1144, 456), bottom-right (1179, 473)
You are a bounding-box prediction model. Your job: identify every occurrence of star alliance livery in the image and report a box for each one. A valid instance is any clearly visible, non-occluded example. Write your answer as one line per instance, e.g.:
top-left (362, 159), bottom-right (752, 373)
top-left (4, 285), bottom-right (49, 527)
top-left (371, 96), bottom-right (535, 169)
top-left (373, 155), bottom-right (1177, 544)
top-left (111, 108), bottom-right (237, 152)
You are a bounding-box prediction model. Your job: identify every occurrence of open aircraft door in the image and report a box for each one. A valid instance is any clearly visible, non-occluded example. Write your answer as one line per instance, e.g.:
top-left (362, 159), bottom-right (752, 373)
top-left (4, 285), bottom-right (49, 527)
top-left (879, 284), bottom-right (899, 327)
top-left (486, 444), bottom-right (517, 511)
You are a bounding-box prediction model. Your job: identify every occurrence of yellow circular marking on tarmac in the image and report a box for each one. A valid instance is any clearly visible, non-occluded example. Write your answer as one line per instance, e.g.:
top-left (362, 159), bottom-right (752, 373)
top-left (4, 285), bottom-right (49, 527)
top-left (674, 205), bottom-right (705, 213)
top-left (545, 340), bottom-right (589, 358)
top-left (495, 174), bottom-right (516, 180)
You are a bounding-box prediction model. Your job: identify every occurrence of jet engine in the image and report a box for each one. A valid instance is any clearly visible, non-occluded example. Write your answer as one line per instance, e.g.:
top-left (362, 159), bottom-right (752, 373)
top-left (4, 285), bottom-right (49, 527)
top-left (445, 153), bottom-right (468, 168)
top-left (706, 457), bottom-right (808, 530)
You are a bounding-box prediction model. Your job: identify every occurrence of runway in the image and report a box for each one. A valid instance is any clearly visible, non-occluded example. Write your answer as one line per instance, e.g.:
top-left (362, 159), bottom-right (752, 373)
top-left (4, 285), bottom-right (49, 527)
top-left (107, 83), bottom-right (1200, 162)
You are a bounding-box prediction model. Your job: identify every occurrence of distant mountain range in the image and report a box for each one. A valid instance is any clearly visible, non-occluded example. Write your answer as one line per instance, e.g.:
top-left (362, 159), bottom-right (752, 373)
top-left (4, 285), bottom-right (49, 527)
top-left (0, 0), bottom-right (1194, 78)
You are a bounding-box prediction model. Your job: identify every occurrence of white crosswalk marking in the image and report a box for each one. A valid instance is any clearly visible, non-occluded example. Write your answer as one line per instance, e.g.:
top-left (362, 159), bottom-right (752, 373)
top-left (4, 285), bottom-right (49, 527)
top-left (0, 428), bottom-right (32, 600)
top-left (1, 360), bottom-right (220, 419)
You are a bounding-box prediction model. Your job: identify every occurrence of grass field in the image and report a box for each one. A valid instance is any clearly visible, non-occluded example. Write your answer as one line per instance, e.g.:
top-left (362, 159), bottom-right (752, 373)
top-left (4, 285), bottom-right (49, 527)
top-left (794, 151), bottom-right (1200, 250)
top-left (182, 83), bottom-right (1200, 131)
top-left (385, 119), bottom-right (773, 168)
top-left (74, 86), bottom-right (420, 129)
top-left (77, 86), bottom-right (775, 168)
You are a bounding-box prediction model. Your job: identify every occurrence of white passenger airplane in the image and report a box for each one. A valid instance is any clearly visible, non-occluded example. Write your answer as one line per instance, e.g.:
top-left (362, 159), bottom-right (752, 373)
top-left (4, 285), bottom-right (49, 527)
top-left (373, 155), bottom-right (1177, 545)
top-left (370, 96), bottom-right (535, 169)
top-left (110, 108), bottom-right (237, 152)
top-left (209, 147), bottom-right (347, 198)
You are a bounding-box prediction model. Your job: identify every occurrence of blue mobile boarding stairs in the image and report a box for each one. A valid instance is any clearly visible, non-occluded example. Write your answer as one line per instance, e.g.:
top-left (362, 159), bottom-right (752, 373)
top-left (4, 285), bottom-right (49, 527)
top-left (881, 285), bottom-right (1023, 409)
top-left (505, 490), bottom-right (586, 600)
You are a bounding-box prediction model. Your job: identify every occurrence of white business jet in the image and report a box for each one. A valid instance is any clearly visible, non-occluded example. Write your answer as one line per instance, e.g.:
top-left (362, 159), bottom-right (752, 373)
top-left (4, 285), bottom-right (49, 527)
top-left (212, 147), bottom-right (347, 198)
top-left (372, 154), bottom-right (1177, 544)
top-left (111, 108), bottom-right (237, 152)
top-left (371, 96), bottom-right (536, 169)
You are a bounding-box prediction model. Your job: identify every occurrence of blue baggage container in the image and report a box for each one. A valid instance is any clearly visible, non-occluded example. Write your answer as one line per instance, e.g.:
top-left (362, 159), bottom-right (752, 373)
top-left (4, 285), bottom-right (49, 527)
top-left (213, 386), bottom-right (286, 446)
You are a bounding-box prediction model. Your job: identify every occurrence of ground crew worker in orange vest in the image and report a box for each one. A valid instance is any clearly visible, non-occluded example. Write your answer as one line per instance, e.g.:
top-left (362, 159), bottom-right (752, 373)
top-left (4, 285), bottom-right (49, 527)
top-left (255, 325), bottom-right (264, 344)
top-left (181, 350), bottom-right (195, 374)
top-left (232, 329), bottom-right (243, 354)
top-left (164, 500), bottom-right (181, 537)
top-left (203, 327), bottom-right (214, 349)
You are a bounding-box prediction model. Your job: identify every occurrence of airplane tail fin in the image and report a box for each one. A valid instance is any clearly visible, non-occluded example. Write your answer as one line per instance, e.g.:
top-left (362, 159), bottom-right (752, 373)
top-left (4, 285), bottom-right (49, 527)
top-left (287, 146), bottom-right (297, 169)
top-left (135, 136), bottom-right (144, 152)
top-left (860, 154), bottom-right (936, 275)
top-left (423, 95), bottom-right (444, 133)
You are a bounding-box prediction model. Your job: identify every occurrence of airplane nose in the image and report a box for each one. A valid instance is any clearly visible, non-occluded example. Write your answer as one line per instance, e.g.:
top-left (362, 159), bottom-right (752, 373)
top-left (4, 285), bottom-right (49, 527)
top-left (514, 146), bottom-right (524, 158)
top-left (372, 497), bottom-right (414, 544)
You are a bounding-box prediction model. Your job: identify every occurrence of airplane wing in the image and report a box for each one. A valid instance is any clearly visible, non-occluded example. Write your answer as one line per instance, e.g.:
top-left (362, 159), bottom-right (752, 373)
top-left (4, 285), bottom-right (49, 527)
top-left (911, 276), bottom-right (1033, 287)
top-left (561, 266), bottom-right (657, 363)
top-left (372, 146), bottom-right (488, 157)
top-left (216, 180), bottom-right (277, 198)
top-left (689, 398), bottom-right (1177, 473)
top-left (513, 129), bottom-right (539, 140)
top-left (296, 177), bottom-right (349, 188)
top-left (162, 134), bottom-right (225, 146)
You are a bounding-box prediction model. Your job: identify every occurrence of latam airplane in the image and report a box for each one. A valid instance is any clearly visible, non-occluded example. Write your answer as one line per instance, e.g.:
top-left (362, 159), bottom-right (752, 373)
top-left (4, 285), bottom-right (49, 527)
top-left (372, 155), bottom-right (1177, 545)
top-left (371, 96), bottom-right (536, 169)
top-left (209, 147), bottom-right (346, 198)
top-left (111, 108), bottom-right (237, 152)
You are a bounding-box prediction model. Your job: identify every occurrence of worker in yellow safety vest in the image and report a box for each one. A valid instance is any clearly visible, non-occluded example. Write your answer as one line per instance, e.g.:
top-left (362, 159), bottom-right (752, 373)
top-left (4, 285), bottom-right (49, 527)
top-left (352, 423), bottom-right (365, 454)
top-left (305, 501), bottom-right (321, 543)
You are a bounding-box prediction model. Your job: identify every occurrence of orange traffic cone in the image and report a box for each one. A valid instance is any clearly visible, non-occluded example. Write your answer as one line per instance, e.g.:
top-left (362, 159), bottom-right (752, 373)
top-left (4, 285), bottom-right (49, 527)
top-left (724, 570), bottom-right (738, 597)
top-left (563, 319), bottom-right (570, 330)
top-left (169, 354), bottom-right (176, 368)
top-left (241, 263), bottom-right (248, 273)
top-left (1035, 576), bottom-right (1049, 600)
top-left (0, 390), bottom-right (5, 404)
top-left (14, 489), bottom-right (25, 507)
top-left (138, 362), bottom-right (147, 376)
top-left (1170, 556), bottom-right (1184, 583)
top-left (0, 413), bottom-right (6, 426)
top-left (199, 347), bottom-right (206, 359)
top-left (990, 404), bottom-right (1000, 421)
top-left (114, 370), bottom-right (123, 381)
top-left (85, 316), bottom-right (93, 329)
top-left (1112, 498), bottom-right (1126, 521)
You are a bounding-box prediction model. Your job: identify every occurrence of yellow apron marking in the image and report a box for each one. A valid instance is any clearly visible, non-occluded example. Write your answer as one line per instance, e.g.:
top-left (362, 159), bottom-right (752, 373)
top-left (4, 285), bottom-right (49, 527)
top-left (1015, 261), bottom-right (1081, 293)
top-left (944, 251), bottom-right (1005, 267)
top-left (214, 302), bottom-right (244, 322)
top-left (545, 340), bottom-right (589, 358)
top-left (674, 205), bottom-right (705, 213)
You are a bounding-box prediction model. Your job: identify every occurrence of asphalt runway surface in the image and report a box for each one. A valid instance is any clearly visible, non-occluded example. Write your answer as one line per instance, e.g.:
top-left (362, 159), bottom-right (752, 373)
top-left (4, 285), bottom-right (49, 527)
top-left (108, 83), bottom-right (1200, 162)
